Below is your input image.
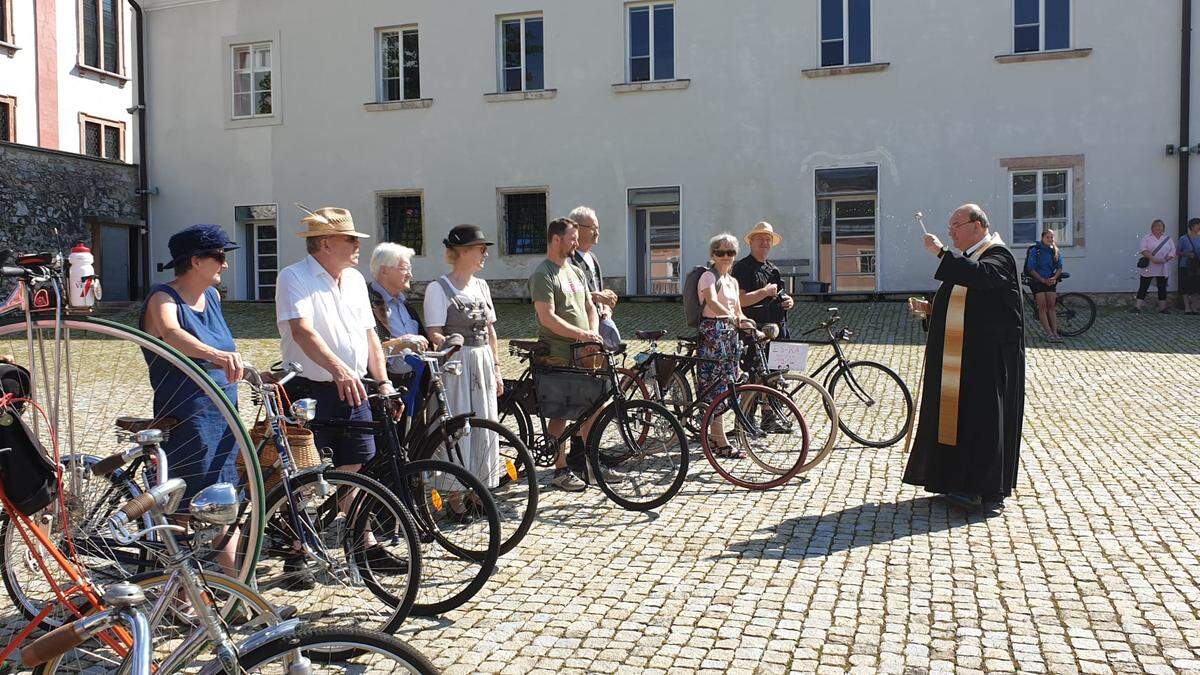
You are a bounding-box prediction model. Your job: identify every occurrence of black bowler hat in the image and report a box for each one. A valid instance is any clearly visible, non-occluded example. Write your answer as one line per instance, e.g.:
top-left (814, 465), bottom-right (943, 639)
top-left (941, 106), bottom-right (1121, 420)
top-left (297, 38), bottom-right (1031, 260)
top-left (443, 224), bottom-right (495, 248)
top-left (163, 224), bottom-right (240, 269)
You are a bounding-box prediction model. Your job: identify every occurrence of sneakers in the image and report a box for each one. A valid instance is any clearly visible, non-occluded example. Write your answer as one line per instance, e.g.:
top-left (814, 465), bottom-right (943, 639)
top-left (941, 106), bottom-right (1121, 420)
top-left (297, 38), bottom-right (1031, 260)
top-left (363, 545), bottom-right (410, 575)
top-left (280, 554), bottom-right (316, 591)
top-left (551, 468), bottom-right (588, 492)
top-left (589, 463), bottom-right (627, 484)
top-left (761, 418), bottom-right (795, 434)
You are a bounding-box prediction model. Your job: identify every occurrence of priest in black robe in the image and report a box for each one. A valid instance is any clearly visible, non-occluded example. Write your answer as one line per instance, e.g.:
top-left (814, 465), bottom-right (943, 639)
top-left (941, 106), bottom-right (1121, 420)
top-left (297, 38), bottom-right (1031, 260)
top-left (903, 204), bottom-right (1025, 510)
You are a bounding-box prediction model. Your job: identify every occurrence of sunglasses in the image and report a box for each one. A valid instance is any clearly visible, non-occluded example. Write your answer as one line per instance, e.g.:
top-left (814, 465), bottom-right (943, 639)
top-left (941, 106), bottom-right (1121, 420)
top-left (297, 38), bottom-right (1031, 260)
top-left (712, 250), bottom-right (737, 258)
top-left (199, 250), bottom-right (228, 263)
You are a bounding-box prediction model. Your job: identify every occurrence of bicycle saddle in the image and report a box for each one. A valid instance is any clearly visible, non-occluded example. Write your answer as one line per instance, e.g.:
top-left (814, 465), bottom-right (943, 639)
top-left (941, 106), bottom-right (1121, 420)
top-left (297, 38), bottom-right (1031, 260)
top-left (509, 340), bottom-right (549, 355)
top-left (677, 335), bottom-right (700, 344)
top-left (634, 330), bottom-right (667, 341)
top-left (115, 416), bottom-right (179, 432)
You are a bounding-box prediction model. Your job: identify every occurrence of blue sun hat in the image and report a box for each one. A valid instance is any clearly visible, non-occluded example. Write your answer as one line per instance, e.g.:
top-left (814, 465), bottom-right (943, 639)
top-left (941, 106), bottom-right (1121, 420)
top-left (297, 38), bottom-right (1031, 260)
top-left (163, 224), bottom-right (240, 269)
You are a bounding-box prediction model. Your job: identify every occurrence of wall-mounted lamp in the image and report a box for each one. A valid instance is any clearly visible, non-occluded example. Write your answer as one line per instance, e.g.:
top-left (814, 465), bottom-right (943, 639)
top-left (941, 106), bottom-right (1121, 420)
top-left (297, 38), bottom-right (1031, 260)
top-left (1167, 144), bottom-right (1192, 156)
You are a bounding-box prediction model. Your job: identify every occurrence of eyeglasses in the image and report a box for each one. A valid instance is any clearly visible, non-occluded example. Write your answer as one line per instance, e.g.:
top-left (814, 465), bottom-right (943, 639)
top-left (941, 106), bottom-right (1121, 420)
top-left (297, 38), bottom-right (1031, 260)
top-left (712, 250), bottom-right (737, 258)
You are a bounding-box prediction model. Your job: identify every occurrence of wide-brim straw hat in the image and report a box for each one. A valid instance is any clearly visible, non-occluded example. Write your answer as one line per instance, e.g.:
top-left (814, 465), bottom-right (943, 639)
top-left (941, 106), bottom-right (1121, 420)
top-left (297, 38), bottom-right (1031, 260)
top-left (295, 206), bottom-right (370, 239)
top-left (744, 221), bottom-right (783, 247)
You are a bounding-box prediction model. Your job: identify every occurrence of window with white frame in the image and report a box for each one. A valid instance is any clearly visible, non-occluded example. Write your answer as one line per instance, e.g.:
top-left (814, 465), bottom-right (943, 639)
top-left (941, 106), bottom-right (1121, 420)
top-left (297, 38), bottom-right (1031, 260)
top-left (379, 27), bottom-right (420, 101)
top-left (80, 0), bottom-right (123, 74)
top-left (499, 14), bottom-right (543, 92)
top-left (380, 193), bottom-right (424, 255)
top-left (80, 114), bottom-right (123, 160)
top-left (502, 190), bottom-right (547, 255)
top-left (1011, 169), bottom-right (1071, 246)
top-left (1014, 0), bottom-right (1070, 53)
top-left (820, 0), bottom-right (871, 67)
top-left (626, 2), bottom-right (674, 82)
top-left (232, 42), bottom-right (273, 118)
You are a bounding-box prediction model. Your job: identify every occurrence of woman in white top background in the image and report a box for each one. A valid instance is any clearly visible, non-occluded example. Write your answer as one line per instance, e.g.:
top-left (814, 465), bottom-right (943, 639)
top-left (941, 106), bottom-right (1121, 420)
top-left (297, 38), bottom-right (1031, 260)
top-left (697, 233), bottom-right (755, 458)
top-left (423, 225), bottom-right (504, 514)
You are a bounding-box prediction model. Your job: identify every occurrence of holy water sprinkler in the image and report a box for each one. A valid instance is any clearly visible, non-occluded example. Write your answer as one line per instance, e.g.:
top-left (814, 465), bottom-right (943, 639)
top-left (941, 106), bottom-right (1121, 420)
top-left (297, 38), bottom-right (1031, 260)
top-left (913, 211), bottom-right (930, 236)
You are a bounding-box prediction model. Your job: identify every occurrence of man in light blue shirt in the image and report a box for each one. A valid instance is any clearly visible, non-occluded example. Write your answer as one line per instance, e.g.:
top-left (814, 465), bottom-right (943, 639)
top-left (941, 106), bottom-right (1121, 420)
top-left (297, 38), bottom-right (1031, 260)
top-left (367, 244), bottom-right (428, 372)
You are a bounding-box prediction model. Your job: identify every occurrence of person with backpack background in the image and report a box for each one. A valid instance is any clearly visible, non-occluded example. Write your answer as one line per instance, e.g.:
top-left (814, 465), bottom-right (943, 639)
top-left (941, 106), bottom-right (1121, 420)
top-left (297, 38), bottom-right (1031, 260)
top-left (1132, 219), bottom-right (1176, 314)
top-left (1024, 229), bottom-right (1065, 341)
top-left (1177, 218), bottom-right (1200, 315)
top-left (689, 233), bottom-right (756, 459)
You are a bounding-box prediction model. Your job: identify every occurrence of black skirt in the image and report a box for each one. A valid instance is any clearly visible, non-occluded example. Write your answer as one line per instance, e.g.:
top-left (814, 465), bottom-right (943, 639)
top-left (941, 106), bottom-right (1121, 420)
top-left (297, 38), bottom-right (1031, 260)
top-left (1028, 280), bottom-right (1056, 295)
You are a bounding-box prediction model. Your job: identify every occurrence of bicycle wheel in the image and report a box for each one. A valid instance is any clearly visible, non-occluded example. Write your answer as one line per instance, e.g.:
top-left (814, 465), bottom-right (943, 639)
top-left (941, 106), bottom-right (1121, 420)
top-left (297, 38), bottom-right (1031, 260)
top-left (497, 381), bottom-right (536, 450)
top-left (236, 626), bottom-right (437, 674)
top-left (587, 399), bottom-right (689, 511)
top-left (32, 570), bottom-right (278, 674)
top-left (258, 470), bottom-right (420, 636)
top-left (415, 417), bottom-right (538, 556)
top-left (826, 361), bottom-right (913, 448)
top-left (0, 317), bottom-right (263, 619)
top-left (700, 383), bottom-right (809, 490)
top-left (396, 459), bottom-right (500, 616)
top-left (767, 373), bottom-right (840, 473)
top-left (1056, 292), bottom-right (1097, 336)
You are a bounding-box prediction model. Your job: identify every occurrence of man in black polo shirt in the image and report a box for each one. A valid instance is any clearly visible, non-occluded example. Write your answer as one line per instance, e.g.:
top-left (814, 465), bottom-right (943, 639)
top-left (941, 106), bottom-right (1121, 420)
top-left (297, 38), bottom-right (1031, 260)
top-left (732, 221), bottom-right (795, 337)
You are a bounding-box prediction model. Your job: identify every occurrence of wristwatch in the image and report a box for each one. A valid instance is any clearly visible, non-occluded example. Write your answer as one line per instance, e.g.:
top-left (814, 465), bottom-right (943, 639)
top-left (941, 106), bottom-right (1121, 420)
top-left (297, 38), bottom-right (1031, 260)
top-left (938, 245), bottom-right (950, 258)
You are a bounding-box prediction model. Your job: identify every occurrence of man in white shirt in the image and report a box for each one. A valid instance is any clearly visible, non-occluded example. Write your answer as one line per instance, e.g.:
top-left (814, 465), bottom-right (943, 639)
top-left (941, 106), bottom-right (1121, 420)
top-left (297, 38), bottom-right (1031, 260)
top-left (275, 206), bottom-right (394, 472)
top-left (567, 205), bottom-right (620, 350)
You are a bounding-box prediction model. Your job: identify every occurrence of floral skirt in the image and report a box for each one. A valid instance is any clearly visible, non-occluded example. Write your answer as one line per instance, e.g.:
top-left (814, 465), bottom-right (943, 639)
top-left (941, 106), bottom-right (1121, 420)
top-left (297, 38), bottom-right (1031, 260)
top-left (697, 318), bottom-right (741, 405)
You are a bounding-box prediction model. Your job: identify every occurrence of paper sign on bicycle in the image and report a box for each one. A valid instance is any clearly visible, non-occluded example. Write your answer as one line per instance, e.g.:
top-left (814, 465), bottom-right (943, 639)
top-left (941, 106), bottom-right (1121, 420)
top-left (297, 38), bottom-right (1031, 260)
top-left (766, 341), bottom-right (810, 372)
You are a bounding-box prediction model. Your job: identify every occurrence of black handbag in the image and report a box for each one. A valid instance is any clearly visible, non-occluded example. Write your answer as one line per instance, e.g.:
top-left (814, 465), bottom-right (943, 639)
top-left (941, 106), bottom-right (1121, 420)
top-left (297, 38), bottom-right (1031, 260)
top-left (0, 364), bottom-right (57, 516)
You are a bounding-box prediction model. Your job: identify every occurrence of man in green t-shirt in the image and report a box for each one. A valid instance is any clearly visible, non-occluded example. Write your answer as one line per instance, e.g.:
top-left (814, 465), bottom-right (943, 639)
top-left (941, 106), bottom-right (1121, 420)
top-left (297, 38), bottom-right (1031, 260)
top-left (529, 217), bottom-right (621, 491)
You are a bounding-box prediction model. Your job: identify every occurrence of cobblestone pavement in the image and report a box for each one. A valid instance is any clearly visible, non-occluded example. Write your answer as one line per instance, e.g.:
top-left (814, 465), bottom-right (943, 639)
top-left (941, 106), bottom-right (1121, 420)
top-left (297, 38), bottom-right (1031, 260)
top-left (4, 300), bottom-right (1200, 673)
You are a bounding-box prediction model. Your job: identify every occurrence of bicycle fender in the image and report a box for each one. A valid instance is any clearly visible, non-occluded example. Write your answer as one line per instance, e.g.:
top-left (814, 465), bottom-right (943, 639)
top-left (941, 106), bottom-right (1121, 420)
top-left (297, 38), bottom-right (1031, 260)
top-left (195, 619), bottom-right (301, 675)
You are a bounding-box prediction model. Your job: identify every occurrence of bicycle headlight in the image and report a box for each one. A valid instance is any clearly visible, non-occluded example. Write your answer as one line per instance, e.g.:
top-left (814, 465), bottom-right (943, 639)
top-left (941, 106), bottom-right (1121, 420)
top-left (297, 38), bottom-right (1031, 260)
top-left (189, 482), bottom-right (240, 525)
top-left (291, 398), bottom-right (317, 422)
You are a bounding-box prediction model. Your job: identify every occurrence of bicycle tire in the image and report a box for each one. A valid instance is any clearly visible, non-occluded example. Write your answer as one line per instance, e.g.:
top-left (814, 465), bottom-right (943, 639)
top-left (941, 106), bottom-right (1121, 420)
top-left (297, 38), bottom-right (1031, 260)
top-left (826, 360), bottom-right (913, 448)
top-left (765, 373), bottom-right (840, 473)
top-left (32, 569), bottom-right (278, 674)
top-left (234, 626), bottom-right (438, 674)
top-left (497, 383), bottom-right (536, 451)
top-left (699, 383), bottom-right (809, 490)
top-left (394, 458), bottom-right (499, 616)
top-left (0, 317), bottom-right (264, 618)
top-left (259, 470), bottom-right (421, 636)
top-left (587, 399), bottom-right (689, 511)
top-left (1056, 292), bottom-right (1097, 337)
top-left (414, 418), bottom-right (538, 557)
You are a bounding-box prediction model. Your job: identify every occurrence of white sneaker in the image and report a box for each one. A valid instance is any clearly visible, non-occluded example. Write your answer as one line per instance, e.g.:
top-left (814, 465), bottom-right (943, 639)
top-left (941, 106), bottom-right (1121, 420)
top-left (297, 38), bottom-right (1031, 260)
top-left (551, 469), bottom-right (588, 492)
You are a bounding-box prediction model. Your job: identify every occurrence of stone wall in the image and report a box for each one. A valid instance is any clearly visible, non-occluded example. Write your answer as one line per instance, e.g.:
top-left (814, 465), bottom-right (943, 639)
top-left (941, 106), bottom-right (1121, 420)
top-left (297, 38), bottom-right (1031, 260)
top-left (0, 141), bottom-right (142, 255)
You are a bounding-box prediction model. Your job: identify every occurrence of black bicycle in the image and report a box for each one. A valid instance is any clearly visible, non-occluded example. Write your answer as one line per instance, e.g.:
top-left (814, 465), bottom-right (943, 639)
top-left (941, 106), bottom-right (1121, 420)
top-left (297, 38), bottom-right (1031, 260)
top-left (1021, 271), bottom-right (1097, 337)
top-left (500, 340), bottom-right (688, 511)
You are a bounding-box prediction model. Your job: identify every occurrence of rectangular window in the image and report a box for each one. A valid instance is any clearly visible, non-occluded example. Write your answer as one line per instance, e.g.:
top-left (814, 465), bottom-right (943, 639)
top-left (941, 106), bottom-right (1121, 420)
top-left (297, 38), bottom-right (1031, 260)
top-left (499, 15), bottom-right (544, 92)
top-left (80, 115), bottom-right (123, 160)
top-left (1014, 0), bottom-right (1070, 53)
top-left (1, 0), bottom-right (12, 45)
top-left (0, 97), bottom-right (13, 142)
top-left (820, 0), bottom-right (871, 67)
top-left (627, 3), bottom-right (673, 82)
top-left (379, 27), bottom-right (420, 102)
top-left (79, 0), bottom-right (122, 74)
top-left (1011, 169), bottom-right (1071, 246)
top-left (381, 194), bottom-right (424, 255)
top-left (232, 42), bottom-right (272, 118)
top-left (503, 191), bottom-right (548, 255)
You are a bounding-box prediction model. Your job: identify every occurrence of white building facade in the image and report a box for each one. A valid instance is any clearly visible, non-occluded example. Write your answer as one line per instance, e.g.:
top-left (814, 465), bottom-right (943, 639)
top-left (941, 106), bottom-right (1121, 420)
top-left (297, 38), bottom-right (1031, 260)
top-left (138, 0), bottom-right (1200, 299)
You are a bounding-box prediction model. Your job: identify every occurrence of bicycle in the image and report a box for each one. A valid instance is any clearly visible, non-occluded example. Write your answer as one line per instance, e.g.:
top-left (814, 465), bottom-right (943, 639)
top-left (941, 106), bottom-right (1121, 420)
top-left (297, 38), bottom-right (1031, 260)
top-left (1021, 271), bottom-right (1097, 337)
top-left (616, 328), bottom-right (812, 490)
top-left (0, 251), bottom-right (264, 626)
top-left (311, 337), bottom-right (504, 616)
top-left (384, 335), bottom-right (538, 557)
top-left (238, 363), bottom-right (423, 636)
top-left (500, 339), bottom-right (689, 511)
top-left (16, 431), bottom-right (437, 673)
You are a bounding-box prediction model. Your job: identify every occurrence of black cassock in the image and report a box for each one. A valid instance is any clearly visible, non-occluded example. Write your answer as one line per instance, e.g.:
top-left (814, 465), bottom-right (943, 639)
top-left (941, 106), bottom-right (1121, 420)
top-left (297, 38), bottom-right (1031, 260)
top-left (902, 243), bottom-right (1026, 498)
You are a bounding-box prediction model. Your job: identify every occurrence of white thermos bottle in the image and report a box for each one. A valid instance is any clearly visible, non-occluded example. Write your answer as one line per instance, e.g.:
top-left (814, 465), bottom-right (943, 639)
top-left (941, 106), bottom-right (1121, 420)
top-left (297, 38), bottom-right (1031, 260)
top-left (68, 242), bottom-right (98, 308)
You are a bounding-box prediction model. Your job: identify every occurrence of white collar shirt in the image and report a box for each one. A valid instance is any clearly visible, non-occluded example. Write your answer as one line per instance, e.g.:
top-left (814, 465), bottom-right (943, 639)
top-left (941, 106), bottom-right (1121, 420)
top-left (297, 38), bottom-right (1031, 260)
top-left (964, 232), bottom-right (994, 257)
top-left (275, 255), bottom-right (375, 382)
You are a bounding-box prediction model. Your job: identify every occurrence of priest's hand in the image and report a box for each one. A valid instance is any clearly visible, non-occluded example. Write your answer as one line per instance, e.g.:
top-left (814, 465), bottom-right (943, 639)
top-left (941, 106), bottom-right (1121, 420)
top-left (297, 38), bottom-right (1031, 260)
top-left (908, 297), bottom-right (931, 318)
top-left (923, 233), bottom-right (944, 257)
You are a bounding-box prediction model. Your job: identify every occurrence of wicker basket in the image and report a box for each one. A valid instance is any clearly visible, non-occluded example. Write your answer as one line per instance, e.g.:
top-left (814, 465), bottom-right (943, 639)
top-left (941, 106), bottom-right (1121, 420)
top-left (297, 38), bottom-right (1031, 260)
top-left (240, 421), bottom-right (324, 494)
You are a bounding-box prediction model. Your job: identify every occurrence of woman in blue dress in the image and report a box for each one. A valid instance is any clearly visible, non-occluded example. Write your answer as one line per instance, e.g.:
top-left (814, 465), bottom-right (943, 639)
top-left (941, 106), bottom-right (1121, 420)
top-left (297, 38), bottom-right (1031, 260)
top-left (139, 224), bottom-right (244, 571)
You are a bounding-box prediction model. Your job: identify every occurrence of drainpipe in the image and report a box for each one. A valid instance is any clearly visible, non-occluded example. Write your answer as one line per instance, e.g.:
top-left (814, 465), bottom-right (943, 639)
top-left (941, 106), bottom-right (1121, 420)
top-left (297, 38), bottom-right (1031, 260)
top-left (1179, 0), bottom-right (1192, 295)
top-left (129, 0), bottom-right (150, 299)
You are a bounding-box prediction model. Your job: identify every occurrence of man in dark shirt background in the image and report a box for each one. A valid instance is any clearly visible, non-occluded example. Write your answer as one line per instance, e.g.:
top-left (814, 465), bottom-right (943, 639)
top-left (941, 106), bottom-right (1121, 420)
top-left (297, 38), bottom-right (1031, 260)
top-left (732, 221), bottom-right (795, 337)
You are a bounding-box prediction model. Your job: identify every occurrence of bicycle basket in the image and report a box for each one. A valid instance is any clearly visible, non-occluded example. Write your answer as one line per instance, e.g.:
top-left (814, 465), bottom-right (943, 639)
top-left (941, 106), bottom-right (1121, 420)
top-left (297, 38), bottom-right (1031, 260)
top-left (532, 366), bottom-right (611, 421)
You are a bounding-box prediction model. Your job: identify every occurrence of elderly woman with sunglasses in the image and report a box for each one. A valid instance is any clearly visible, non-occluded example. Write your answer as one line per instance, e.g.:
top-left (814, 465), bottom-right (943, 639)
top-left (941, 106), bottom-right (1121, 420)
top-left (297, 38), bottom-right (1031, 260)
top-left (697, 233), bottom-right (755, 458)
top-left (139, 224), bottom-right (243, 572)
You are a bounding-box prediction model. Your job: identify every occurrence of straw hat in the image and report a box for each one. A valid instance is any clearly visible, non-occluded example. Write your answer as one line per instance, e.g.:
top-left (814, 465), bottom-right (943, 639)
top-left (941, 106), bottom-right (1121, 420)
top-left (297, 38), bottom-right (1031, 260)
top-left (295, 206), bottom-right (370, 239)
top-left (744, 221), bottom-right (782, 247)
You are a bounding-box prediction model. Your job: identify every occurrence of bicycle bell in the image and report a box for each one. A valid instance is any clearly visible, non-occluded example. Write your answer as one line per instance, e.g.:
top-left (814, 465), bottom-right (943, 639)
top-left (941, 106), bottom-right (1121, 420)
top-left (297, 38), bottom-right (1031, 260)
top-left (290, 398), bottom-right (317, 422)
top-left (103, 581), bottom-right (146, 608)
top-left (188, 482), bottom-right (240, 525)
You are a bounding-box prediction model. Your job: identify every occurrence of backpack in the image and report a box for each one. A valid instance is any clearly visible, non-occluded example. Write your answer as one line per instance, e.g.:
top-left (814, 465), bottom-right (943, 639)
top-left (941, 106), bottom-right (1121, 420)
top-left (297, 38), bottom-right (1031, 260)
top-left (682, 265), bottom-right (718, 328)
top-left (0, 363), bottom-right (57, 516)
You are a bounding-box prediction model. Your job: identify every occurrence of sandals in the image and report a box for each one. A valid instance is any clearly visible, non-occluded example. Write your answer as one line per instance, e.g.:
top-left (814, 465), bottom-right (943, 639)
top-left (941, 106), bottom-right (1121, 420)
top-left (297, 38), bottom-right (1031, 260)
top-left (714, 445), bottom-right (744, 459)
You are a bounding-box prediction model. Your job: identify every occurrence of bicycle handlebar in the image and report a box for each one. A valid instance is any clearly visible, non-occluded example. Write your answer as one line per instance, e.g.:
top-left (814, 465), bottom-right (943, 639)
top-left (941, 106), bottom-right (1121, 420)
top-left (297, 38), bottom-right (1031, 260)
top-left (0, 266), bottom-right (30, 279)
top-left (21, 612), bottom-right (115, 667)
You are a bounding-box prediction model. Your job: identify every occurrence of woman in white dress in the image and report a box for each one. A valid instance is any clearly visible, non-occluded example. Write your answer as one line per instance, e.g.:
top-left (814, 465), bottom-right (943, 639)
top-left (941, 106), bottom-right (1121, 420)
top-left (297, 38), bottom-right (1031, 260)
top-left (423, 225), bottom-right (504, 511)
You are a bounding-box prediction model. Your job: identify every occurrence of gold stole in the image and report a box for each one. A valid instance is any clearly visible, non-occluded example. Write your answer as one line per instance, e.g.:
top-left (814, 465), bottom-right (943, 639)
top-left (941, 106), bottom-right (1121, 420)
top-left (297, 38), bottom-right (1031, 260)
top-left (937, 236), bottom-right (1003, 446)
